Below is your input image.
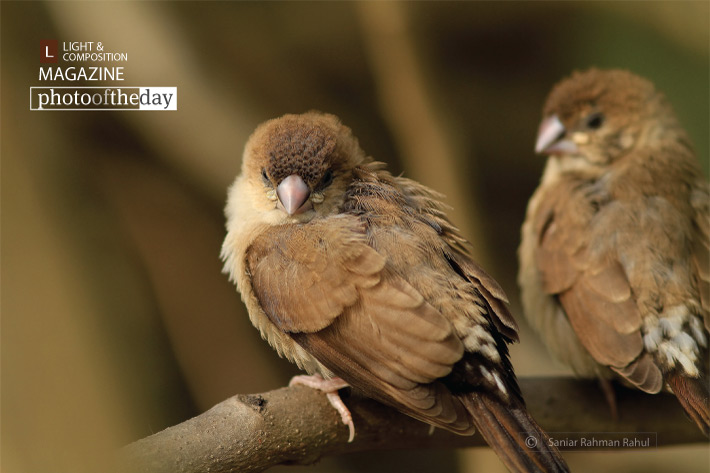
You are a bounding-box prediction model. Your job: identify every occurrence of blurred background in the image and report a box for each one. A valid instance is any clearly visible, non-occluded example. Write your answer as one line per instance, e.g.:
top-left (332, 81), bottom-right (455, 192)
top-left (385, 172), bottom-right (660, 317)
top-left (2, 2), bottom-right (708, 472)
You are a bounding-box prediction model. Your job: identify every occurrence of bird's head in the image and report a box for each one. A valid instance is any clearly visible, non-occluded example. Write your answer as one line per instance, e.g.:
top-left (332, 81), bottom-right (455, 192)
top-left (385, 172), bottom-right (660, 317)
top-left (535, 68), bottom-right (679, 166)
top-left (240, 112), bottom-right (367, 224)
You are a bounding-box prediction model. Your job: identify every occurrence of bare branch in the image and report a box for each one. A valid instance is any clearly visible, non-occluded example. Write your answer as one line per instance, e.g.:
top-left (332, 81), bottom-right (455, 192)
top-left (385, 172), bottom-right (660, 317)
top-left (118, 377), bottom-right (707, 473)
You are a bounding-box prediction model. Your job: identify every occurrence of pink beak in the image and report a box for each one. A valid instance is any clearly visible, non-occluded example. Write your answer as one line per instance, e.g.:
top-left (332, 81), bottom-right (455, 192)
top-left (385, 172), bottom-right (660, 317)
top-left (276, 174), bottom-right (311, 215)
top-left (535, 115), bottom-right (578, 155)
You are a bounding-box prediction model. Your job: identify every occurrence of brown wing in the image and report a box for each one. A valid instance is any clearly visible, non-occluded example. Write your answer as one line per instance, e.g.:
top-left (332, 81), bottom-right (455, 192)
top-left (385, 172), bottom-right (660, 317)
top-left (247, 216), bottom-right (385, 333)
top-left (394, 174), bottom-right (519, 342)
top-left (292, 275), bottom-right (475, 433)
top-left (610, 352), bottom-right (663, 394)
top-left (445, 249), bottom-right (519, 343)
top-left (247, 216), bottom-right (473, 432)
top-left (534, 181), bottom-right (654, 390)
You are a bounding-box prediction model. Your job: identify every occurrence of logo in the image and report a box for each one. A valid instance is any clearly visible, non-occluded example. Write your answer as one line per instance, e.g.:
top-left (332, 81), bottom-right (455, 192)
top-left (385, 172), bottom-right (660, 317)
top-left (40, 40), bottom-right (58, 63)
top-left (33, 40), bottom-right (177, 111)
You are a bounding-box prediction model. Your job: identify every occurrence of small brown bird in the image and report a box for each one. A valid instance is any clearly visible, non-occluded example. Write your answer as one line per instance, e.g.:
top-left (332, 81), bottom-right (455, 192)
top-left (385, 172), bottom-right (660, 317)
top-left (519, 69), bottom-right (709, 434)
top-left (222, 112), bottom-right (569, 472)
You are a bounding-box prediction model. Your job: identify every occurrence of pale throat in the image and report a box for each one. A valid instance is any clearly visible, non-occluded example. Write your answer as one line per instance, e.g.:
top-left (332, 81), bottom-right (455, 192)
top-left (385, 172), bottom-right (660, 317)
top-left (541, 154), bottom-right (606, 186)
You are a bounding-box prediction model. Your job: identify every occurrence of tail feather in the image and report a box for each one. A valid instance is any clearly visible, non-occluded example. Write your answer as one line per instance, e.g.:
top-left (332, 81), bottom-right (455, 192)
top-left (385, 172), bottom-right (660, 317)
top-left (463, 392), bottom-right (569, 473)
top-left (668, 373), bottom-right (710, 436)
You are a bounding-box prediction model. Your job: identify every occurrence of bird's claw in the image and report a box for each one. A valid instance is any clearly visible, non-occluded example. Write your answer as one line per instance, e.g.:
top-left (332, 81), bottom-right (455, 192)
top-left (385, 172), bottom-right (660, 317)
top-left (289, 374), bottom-right (355, 442)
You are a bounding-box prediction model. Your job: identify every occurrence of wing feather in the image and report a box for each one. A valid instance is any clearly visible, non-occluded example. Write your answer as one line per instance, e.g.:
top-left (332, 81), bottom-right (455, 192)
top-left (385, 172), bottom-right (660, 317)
top-left (247, 214), bottom-right (473, 432)
top-left (247, 217), bottom-right (385, 333)
top-left (537, 182), bottom-right (645, 373)
top-left (393, 173), bottom-right (519, 343)
top-left (610, 352), bottom-right (663, 394)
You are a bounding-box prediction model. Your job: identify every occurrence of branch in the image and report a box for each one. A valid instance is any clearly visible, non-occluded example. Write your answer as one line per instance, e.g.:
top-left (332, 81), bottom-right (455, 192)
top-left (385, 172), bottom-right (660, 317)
top-left (118, 377), bottom-right (707, 473)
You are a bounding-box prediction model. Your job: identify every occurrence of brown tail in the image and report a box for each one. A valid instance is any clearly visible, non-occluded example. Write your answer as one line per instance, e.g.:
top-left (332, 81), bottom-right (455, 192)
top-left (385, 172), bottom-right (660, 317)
top-left (668, 373), bottom-right (710, 436)
top-left (463, 392), bottom-right (569, 473)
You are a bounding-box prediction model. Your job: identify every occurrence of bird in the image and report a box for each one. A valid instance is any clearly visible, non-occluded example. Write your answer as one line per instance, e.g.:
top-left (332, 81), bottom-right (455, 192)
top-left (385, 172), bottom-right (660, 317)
top-left (221, 112), bottom-right (569, 473)
top-left (518, 68), bottom-right (709, 435)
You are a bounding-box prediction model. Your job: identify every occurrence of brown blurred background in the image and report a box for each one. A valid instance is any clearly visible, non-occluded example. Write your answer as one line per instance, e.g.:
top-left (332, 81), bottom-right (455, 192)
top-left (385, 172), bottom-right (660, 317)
top-left (2, 2), bottom-right (708, 473)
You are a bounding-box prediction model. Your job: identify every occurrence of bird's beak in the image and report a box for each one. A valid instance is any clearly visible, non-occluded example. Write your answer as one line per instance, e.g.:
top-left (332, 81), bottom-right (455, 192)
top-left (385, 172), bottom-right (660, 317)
top-left (276, 174), bottom-right (311, 215)
top-left (535, 115), bottom-right (578, 155)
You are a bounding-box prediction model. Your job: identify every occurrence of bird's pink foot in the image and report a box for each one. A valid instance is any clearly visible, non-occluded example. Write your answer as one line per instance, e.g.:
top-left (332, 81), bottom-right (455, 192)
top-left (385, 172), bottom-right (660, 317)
top-left (289, 374), bottom-right (355, 442)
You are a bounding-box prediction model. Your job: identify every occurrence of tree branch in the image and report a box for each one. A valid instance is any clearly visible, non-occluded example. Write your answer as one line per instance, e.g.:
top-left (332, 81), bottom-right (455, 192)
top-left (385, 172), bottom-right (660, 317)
top-left (118, 377), bottom-right (707, 473)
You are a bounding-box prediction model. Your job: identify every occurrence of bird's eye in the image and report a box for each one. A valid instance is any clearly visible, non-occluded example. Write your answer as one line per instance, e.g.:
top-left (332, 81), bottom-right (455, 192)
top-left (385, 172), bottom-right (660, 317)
top-left (261, 168), bottom-right (272, 187)
top-left (585, 112), bottom-right (604, 130)
top-left (318, 169), bottom-right (334, 189)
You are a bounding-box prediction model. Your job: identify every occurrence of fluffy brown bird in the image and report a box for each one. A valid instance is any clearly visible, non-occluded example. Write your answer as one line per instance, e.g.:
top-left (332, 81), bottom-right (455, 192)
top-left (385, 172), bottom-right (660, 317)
top-left (222, 112), bottom-right (569, 472)
top-left (519, 69), bottom-right (710, 434)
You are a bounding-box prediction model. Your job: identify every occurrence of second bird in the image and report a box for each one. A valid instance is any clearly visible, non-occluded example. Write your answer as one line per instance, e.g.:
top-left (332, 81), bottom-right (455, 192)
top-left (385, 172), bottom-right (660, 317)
top-left (519, 69), bottom-right (709, 434)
